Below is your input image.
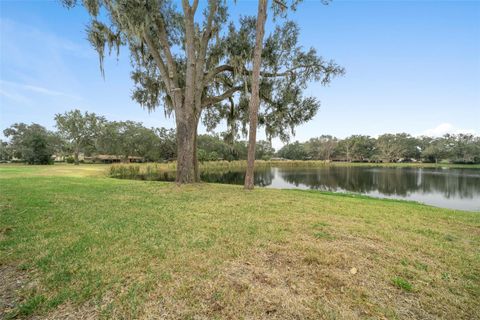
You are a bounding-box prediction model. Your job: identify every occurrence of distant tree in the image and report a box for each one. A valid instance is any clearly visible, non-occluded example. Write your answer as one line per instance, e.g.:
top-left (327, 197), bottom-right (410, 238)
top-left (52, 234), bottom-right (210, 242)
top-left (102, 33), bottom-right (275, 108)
top-left (120, 122), bottom-right (158, 161)
top-left (97, 123), bottom-right (176, 162)
top-left (421, 137), bottom-right (447, 164)
top-left (337, 135), bottom-right (375, 162)
top-left (3, 123), bottom-right (56, 164)
top-left (0, 139), bottom-right (13, 161)
top-left (50, 132), bottom-right (70, 160)
top-left (97, 121), bottom-right (123, 158)
top-left (305, 135), bottom-right (338, 160)
top-left (198, 149), bottom-right (220, 162)
top-left (232, 140), bottom-right (248, 160)
top-left (255, 140), bottom-right (275, 160)
top-left (474, 136), bottom-right (480, 163)
top-left (376, 133), bottom-right (419, 162)
top-left (449, 133), bottom-right (479, 163)
top-left (122, 122), bottom-right (149, 161)
top-left (335, 138), bottom-right (352, 162)
top-left (156, 128), bottom-right (177, 161)
top-left (198, 134), bottom-right (240, 161)
top-left (55, 109), bottom-right (105, 165)
top-left (277, 141), bottom-right (308, 160)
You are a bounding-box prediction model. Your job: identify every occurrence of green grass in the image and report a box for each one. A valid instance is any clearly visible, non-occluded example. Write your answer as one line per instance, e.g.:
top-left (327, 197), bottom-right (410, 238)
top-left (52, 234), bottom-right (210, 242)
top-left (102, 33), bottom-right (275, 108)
top-left (391, 276), bottom-right (413, 292)
top-left (1, 164), bottom-right (479, 319)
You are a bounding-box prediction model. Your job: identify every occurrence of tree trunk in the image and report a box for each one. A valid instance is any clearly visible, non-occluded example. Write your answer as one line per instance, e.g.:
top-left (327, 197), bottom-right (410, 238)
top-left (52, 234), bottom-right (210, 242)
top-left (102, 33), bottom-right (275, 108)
top-left (74, 147), bottom-right (79, 166)
top-left (193, 114), bottom-right (200, 182)
top-left (244, 0), bottom-right (268, 190)
top-left (175, 109), bottom-right (196, 184)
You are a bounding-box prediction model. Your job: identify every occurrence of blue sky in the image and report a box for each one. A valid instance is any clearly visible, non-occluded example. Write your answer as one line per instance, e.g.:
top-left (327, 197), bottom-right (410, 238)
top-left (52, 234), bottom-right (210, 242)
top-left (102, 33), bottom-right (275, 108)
top-left (1, 0), bottom-right (479, 148)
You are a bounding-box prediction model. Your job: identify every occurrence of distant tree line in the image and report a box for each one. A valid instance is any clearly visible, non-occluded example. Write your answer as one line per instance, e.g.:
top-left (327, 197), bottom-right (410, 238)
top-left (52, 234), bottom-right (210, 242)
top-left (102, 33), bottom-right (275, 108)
top-left (1, 110), bottom-right (479, 165)
top-left (277, 134), bottom-right (480, 164)
top-left (0, 110), bottom-right (275, 164)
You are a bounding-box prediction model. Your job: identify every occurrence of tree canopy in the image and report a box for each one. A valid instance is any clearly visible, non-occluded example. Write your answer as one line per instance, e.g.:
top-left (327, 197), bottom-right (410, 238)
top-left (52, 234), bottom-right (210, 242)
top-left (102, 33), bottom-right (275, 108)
top-left (55, 109), bottom-right (106, 165)
top-left (3, 123), bottom-right (58, 164)
top-left (277, 133), bottom-right (480, 163)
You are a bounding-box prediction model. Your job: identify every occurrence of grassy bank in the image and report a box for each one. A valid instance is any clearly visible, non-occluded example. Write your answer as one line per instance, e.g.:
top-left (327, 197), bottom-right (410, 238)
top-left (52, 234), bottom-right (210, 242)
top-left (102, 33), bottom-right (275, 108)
top-left (1, 165), bottom-right (479, 319)
top-left (147, 160), bottom-right (480, 170)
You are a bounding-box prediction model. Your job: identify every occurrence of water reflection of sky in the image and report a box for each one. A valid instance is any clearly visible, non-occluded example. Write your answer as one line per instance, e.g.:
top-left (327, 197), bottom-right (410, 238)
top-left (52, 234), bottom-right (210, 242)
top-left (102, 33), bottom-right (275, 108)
top-left (201, 167), bottom-right (480, 211)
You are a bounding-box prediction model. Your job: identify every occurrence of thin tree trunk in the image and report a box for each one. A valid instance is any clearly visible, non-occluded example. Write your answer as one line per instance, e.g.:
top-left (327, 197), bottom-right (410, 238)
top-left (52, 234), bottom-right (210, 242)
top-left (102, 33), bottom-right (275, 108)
top-left (193, 113), bottom-right (201, 182)
top-left (244, 0), bottom-right (268, 190)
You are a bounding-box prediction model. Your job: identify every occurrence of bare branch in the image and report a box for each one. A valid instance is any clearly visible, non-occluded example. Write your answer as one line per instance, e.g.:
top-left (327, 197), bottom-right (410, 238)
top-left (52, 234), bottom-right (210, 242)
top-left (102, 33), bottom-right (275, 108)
top-left (204, 64), bottom-right (234, 84)
top-left (192, 0), bottom-right (199, 14)
top-left (202, 86), bottom-right (243, 107)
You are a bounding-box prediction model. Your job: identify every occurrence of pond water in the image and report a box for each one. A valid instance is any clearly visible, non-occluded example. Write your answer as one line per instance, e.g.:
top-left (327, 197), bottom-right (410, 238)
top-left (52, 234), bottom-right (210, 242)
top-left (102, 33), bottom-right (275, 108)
top-left (200, 166), bottom-right (480, 211)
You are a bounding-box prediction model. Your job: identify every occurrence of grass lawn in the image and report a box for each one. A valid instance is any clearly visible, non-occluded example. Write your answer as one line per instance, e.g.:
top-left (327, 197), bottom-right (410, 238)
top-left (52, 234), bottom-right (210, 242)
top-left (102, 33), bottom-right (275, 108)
top-left (1, 164), bottom-right (479, 319)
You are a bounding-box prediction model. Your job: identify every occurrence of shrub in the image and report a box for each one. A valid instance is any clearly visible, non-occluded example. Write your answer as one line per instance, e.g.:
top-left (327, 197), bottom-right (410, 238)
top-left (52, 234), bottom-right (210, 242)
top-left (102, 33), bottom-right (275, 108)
top-left (109, 164), bottom-right (175, 181)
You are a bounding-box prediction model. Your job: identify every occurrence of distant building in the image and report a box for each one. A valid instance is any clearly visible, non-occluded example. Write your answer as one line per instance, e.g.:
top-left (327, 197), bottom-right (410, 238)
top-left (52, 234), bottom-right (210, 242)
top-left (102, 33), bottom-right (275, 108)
top-left (52, 153), bottom-right (85, 162)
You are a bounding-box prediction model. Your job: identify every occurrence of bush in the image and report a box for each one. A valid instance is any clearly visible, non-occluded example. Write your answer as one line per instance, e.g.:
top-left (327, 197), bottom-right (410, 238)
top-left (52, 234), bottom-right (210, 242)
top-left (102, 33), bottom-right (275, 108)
top-left (66, 156), bottom-right (75, 164)
top-left (10, 159), bottom-right (26, 163)
top-left (109, 164), bottom-right (175, 181)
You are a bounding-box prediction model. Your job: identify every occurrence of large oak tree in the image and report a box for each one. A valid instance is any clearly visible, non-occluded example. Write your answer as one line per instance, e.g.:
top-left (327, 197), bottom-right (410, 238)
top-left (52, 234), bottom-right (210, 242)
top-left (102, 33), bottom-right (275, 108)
top-left (63, 0), bottom-right (343, 183)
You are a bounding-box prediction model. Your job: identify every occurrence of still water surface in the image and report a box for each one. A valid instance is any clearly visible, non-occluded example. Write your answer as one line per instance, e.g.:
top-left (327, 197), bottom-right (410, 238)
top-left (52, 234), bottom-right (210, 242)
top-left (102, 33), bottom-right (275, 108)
top-left (200, 166), bottom-right (480, 211)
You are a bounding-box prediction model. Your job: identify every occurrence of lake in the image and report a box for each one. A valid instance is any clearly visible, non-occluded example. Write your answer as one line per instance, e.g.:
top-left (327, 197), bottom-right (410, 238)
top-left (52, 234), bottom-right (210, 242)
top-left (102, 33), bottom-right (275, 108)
top-left (200, 166), bottom-right (480, 211)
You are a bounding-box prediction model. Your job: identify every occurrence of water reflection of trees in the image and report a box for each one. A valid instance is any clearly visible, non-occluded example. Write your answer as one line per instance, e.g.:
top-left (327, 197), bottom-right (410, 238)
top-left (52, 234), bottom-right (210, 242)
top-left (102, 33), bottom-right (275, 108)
top-left (200, 167), bottom-right (480, 200)
top-left (277, 167), bottom-right (480, 199)
top-left (200, 168), bottom-right (274, 187)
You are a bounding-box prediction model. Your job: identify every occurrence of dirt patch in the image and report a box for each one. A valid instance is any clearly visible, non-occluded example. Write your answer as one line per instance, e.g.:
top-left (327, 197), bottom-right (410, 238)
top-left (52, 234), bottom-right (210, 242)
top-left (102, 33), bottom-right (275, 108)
top-left (31, 303), bottom-right (98, 320)
top-left (0, 264), bottom-right (30, 319)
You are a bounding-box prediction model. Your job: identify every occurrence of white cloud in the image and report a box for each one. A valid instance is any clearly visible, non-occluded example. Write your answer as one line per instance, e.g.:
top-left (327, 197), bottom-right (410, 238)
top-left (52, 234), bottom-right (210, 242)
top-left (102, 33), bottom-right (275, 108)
top-left (0, 80), bottom-right (79, 98)
top-left (421, 123), bottom-right (477, 137)
top-left (0, 88), bottom-right (31, 104)
top-left (0, 80), bottom-right (82, 107)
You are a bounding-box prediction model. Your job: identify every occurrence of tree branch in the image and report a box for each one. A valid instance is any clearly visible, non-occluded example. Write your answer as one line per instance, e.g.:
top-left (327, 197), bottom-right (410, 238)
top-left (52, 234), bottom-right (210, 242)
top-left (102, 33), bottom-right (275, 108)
top-left (204, 63), bottom-right (321, 85)
top-left (202, 85), bottom-right (243, 107)
top-left (200, 0), bottom-right (217, 53)
top-left (192, 0), bottom-right (199, 14)
top-left (195, 0), bottom-right (218, 113)
top-left (142, 30), bottom-right (173, 94)
top-left (154, 16), bottom-right (179, 87)
top-left (204, 64), bottom-right (234, 85)
top-left (182, 0), bottom-right (197, 110)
